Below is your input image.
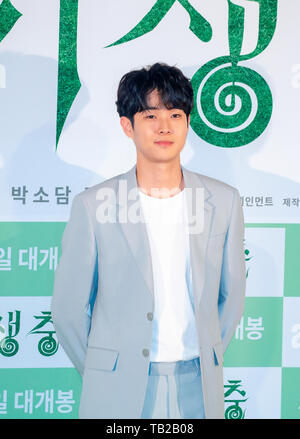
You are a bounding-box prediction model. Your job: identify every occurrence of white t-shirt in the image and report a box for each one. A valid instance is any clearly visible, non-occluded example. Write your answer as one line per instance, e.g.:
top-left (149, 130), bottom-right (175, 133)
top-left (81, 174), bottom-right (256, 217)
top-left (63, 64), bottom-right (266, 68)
top-left (139, 187), bottom-right (199, 362)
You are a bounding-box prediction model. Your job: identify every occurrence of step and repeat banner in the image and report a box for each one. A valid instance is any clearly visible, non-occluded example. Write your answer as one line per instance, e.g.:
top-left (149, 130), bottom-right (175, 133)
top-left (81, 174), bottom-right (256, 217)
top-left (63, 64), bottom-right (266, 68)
top-left (0, 0), bottom-right (300, 419)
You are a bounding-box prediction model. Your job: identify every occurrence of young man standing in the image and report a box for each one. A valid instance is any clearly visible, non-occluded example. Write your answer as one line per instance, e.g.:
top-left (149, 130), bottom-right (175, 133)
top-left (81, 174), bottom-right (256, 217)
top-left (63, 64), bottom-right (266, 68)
top-left (51, 63), bottom-right (246, 419)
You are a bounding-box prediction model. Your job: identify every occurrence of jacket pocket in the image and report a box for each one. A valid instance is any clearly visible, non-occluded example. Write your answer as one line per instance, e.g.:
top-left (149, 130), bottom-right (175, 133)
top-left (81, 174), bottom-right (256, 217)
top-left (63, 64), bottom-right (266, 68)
top-left (85, 346), bottom-right (119, 371)
top-left (212, 342), bottom-right (224, 366)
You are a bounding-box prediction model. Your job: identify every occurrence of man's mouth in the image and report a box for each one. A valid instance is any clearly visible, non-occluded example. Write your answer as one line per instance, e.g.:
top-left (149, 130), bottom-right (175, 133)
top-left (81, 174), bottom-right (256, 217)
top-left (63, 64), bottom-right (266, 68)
top-left (155, 141), bottom-right (173, 146)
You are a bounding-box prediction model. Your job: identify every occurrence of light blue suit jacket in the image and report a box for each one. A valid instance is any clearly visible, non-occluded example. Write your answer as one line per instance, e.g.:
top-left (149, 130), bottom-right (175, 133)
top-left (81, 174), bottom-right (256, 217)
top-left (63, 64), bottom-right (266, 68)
top-left (51, 164), bottom-right (246, 419)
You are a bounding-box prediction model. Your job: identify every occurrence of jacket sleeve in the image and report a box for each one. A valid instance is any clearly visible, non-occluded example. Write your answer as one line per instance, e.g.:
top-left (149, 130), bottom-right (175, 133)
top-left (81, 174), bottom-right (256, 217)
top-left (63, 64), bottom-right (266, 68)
top-left (51, 193), bottom-right (98, 376)
top-left (218, 188), bottom-right (246, 354)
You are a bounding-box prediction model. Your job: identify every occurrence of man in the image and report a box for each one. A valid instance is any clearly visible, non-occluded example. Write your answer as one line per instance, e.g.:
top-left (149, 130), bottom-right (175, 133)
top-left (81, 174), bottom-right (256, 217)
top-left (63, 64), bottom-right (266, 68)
top-left (51, 62), bottom-right (246, 419)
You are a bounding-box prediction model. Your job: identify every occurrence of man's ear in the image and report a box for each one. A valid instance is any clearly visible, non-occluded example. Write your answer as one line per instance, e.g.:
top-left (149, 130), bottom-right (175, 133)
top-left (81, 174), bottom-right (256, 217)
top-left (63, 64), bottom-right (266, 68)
top-left (120, 116), bottom-right (134, 138)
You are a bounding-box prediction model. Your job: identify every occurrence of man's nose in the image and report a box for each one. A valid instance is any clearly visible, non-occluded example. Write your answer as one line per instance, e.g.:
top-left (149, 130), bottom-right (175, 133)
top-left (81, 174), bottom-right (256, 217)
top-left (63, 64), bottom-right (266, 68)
top-left (157, 119), bottom-right (172, 134)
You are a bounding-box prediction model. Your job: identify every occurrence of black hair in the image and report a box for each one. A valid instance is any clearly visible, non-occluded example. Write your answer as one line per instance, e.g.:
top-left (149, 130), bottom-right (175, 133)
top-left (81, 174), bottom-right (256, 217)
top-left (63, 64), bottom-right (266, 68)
top-left (116, 62), bottom-right (194, 126)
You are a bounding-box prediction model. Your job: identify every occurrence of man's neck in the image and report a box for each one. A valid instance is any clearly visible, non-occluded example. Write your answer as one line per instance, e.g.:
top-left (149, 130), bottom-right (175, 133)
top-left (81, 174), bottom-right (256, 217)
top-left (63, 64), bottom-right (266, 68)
top-left (136, 161), bottom-right (184, 198)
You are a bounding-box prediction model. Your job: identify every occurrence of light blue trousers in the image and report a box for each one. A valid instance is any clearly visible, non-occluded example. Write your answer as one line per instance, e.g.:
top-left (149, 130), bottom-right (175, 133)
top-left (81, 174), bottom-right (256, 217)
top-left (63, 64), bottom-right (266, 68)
top-left (141, 356), bottom-right (205, 419)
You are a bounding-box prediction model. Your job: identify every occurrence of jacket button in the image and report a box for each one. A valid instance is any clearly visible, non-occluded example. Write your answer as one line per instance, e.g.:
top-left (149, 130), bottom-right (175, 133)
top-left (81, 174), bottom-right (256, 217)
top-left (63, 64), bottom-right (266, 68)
top-left (142, 349), bottom-right (149, 357)
top-left (147, 312), bottom-right (153, 321)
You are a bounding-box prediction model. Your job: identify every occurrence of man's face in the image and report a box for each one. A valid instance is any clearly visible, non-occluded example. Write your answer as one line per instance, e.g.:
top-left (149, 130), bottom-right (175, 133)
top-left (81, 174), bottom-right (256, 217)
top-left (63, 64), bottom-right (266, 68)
top-left (120, 89), bottom-right (190, 165)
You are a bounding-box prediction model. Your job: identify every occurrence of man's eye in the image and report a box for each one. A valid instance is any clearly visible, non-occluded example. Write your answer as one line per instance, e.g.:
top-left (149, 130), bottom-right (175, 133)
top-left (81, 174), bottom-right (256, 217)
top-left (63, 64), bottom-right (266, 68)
top-left (145, 114), bottom-right (155, 119)
top-left (171, 113), bottom-right (181, 118)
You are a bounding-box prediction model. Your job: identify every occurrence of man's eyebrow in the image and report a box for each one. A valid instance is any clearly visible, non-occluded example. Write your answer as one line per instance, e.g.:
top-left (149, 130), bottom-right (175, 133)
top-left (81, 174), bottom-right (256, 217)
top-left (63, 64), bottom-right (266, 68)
top-left (141, 106), bottom-right (160, 111)
top-left (141, 105), bottom-right (179, 112)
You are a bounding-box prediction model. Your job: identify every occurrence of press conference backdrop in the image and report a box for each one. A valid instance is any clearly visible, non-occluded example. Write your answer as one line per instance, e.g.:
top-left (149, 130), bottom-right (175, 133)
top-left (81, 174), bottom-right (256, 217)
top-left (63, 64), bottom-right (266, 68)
top-left (0, 0), bottom-right (299, 419)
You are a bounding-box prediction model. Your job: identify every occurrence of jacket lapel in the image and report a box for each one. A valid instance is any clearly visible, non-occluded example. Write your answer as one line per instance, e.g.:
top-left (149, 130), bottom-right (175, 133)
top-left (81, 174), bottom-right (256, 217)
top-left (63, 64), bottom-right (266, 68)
top-left (182, 166), bottom-right (213, 311)
top-left (116, 164), bottom-right (213, 310)
top-left (116, 165), bottom-right (155, 299)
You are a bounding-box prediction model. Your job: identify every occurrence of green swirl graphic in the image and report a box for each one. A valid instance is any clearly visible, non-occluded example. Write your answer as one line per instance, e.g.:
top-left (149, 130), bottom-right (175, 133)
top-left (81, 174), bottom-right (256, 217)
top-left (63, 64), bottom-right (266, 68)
top-left (190, 56), bottom-right (273, 147)
top-left (225, 404), bottom-right (245, 419)
top-left (38, 336), bottom-right (58, 356)
top-left (0, 337), bottom-right (19, 357)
